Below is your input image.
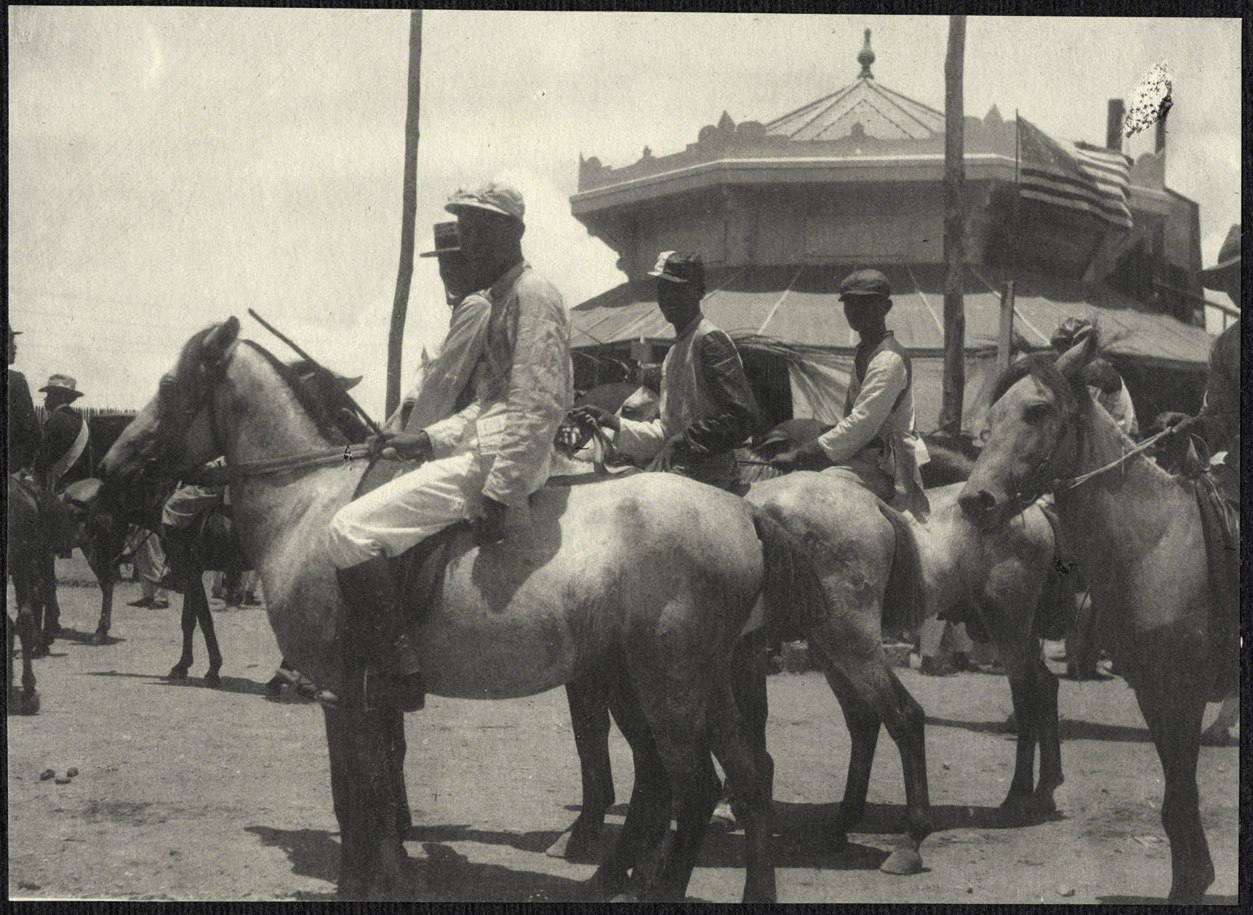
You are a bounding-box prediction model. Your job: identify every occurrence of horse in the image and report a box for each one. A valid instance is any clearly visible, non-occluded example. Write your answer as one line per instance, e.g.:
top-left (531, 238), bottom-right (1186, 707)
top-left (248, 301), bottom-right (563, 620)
top-left (549, 419), bottom-right (1064, 866)
top-left (99, 317), bottom-right (837, 903)
top-left (958, 329), bottom-right (1233, 903)
top-left (97, 360), bottom-right (368, 689)
top-left (7, 475), bottom-right (45, 714)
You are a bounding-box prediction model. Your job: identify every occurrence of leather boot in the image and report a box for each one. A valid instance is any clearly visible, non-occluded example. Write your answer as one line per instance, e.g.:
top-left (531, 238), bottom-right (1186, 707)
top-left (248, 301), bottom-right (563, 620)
top-left (320, 554), bottom-right (425, 711)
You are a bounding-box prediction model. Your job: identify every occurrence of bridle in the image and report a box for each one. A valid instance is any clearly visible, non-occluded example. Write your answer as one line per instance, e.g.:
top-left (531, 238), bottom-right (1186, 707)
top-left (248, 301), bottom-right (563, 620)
top-left (146, 338), bottom-right (369, 488)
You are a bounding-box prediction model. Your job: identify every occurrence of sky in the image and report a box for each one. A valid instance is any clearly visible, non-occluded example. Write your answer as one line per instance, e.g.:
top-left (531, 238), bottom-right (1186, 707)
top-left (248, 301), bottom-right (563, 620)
top-left (7, 9), bottom-right (1241, 413)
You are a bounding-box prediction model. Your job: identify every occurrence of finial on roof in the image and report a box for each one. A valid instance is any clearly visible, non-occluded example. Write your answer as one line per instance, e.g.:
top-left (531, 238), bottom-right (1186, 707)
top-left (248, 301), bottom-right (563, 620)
top-left (858, 28), bottom-right (875, 79)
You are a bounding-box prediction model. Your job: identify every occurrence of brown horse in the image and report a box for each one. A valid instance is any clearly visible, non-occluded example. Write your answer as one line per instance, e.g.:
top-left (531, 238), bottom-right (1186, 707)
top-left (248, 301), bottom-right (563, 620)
top-left (99, 318), bottom-right (837, 903)
top-left (958, 329), bottom-right (1232, 903)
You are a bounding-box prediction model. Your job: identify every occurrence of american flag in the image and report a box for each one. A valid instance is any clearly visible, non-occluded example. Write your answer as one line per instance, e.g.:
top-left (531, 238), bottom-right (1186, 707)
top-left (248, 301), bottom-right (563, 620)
top-left (1017, 116), bottom-right (1134, 231)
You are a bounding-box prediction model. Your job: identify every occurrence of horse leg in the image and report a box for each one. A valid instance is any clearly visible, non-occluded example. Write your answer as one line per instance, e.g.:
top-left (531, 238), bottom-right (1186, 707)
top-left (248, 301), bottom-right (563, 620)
top-left (194, 582), bottom-right (224, 687)
top-left (996, 650), bottom-right (1041, 824)
top-left (586, 676), bottom-right (673, 900)
top-left (323, 704), bottom-right (412, 899)
top-left (811, 627), bottom-right (931, 876)
top-left (548, 676), bottom-right (616, 861)
top-left (724, 636), bottom-right (773, 826)
top-left (382, 707), bottom-right (412, 837)
top-left (1134, 687), bottom-right (1213, 903)
top-left (707, 670), bottom-right (776, 904)
top-left (1026, 651), bottom-right (1063, 818)
top-left (824, 671), bottom-right (882, 842)
top-left (16, 607), bottom-right (41, 714)
top-left (91, 555), bottom-right (115, 645)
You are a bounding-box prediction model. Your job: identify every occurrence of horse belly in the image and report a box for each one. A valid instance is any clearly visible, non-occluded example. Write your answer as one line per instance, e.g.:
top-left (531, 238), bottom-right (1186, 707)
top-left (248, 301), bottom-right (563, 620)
top-left (416, 590), bottom-right (609, 700)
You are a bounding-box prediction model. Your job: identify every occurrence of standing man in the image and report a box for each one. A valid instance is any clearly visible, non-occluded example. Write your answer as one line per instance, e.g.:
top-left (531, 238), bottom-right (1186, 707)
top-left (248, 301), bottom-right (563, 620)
top-left (571, 251), bottom-right (759, 490)
top-left (7, 326), bottom-right (41, 475)
top-left (772, 268), bottom-right (930, 520)
top-left (32, 373), bottom-right (92, 643)
top-left (326, 182), bottom-right (573, 710)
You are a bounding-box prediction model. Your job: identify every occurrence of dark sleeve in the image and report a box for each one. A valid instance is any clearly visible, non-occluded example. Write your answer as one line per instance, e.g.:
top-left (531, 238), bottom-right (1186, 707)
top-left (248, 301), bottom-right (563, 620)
top-left (682, 330), bottom-right (760, 455)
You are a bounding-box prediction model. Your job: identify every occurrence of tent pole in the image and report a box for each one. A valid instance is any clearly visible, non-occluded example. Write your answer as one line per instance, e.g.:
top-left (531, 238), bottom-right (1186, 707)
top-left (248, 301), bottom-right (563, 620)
top-left (939, 14), bottom-right (967, 437)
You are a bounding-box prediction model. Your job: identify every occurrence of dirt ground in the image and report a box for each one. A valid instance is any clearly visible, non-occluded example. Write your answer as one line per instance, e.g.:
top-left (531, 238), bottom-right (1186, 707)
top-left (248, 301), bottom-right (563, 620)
top-left (6, 557), bottom-right (1241, 904)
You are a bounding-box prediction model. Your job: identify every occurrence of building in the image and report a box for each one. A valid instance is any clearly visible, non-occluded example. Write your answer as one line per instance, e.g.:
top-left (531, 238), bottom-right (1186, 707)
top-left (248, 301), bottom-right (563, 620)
top-left (567, 30), bottom-right (1218, 434)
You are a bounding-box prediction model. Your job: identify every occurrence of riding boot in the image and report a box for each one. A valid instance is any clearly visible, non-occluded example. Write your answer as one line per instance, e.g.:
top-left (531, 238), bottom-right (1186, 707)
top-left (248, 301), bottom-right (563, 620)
top-left (319, 554), bottom-right (425, 712)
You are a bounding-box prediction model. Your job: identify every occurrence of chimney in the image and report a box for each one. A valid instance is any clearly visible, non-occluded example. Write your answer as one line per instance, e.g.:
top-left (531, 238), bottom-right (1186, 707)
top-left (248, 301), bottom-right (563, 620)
top-left (1155, 114), bottom-right (1167, 154)
top-left (1106, 99), bottom-right (1125, 151)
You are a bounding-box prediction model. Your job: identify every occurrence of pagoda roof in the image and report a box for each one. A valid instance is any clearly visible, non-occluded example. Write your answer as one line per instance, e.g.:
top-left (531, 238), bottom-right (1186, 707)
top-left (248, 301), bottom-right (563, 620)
top-left (764, 76), bottom-right (944, 142)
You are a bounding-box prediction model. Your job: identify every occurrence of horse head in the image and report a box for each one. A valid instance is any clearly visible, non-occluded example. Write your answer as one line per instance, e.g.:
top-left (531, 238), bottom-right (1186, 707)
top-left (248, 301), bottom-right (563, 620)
top-left (100, 317), bottom-right (242, 498)
top-left (958, 325), bottom-right (1098, 529)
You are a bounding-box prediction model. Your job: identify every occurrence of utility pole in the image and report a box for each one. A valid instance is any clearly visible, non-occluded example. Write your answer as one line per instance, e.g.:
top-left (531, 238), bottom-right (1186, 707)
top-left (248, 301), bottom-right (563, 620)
top-left (939, 14), bottom-right (966, 438)
top-left (386, 10), bottom-right (423, 418)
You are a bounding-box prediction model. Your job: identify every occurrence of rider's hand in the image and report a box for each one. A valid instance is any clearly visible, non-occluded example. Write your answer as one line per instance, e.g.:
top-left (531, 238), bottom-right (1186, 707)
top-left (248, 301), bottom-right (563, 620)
top-left (770, 441), bottom-right (827, 472)
top-left (479, 497), bottom-right (531, 546)
top-left (569, 404), bottom-right (621, 433)
top-left (368, 430), bottom-right (433, 462)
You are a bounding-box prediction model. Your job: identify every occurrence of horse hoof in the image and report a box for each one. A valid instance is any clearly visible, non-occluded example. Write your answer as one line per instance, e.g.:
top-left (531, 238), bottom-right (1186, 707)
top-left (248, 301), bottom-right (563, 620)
top-left (1025, 793), bottom-right (1058, 819)
top-left (266, 677), bottom-right (284, 695)
top-left (167, 667), bottom-right (189, 681)
top-left (546, 822), bottom-right (603, 862)
top-left (205, 671), bottom-right (222, 688)
top-left (90, 631), bottom-right (108, 646)
top-left (997, 797), bottom-right (1029, 827)
top-left (880, 843), bottom-right (924, 875)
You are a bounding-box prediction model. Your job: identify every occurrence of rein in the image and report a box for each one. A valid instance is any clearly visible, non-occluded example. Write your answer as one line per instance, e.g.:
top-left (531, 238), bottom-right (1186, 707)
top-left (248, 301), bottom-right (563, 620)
top-left (1050, 419), bottom-right (1194, 495)
top-left (179, 444), bottom-right (372, 485)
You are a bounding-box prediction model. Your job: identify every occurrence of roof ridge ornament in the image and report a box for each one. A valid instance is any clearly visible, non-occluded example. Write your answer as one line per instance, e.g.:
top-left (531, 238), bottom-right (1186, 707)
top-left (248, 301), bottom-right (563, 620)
top-left (858, 28), bottom-right (875, 80)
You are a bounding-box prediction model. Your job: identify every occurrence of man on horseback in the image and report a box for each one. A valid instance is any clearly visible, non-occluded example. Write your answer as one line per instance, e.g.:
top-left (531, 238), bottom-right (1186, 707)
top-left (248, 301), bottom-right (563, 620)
top-left (7, 327), bottom-right (41, 475)
top-left (1050, 318), bottom-right (1138, 438)
top-left (570, 251), bottom-right (759, 491)
top-left (325, 182), bottom-right (574, 709)
top-left (388, 220), bottom-right (492, 434)
top-left (1161, 222), bottom-right (1240, 746)
top-left (771, 269), bottom-right (930, 519)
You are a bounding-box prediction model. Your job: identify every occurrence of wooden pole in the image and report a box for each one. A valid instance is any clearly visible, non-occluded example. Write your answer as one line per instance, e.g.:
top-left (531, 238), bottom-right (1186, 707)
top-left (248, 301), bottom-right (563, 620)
top-left (939, 14), bottom-right (966, 437)
top-left (386, 10), bottom-right (423, 418)
top-left (997, 280), bottom-right (1015, 371)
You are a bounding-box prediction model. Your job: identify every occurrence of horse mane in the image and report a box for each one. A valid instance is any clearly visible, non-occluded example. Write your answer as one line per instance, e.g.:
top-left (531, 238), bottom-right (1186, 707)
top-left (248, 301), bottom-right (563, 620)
top-left (238, 340), bottom-right (352, 445)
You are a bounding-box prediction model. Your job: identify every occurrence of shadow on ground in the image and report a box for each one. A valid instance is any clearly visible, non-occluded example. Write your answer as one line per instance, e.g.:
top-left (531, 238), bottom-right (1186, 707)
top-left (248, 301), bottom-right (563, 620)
top-left (83, 669), bottom-right (273, 696)
top-left (928, 715), bottom-right (1152, 744)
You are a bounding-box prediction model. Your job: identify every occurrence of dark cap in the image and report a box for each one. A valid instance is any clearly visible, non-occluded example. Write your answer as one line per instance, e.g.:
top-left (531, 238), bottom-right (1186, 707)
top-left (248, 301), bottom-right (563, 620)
top-left (418, 221), bottom-right (461, 258)
top-left (648, 250), bottom-right (705, 285)
top-left (839, 268), bottom-right (891, 301)
top-left (445, 181), bottom-right (525, 223)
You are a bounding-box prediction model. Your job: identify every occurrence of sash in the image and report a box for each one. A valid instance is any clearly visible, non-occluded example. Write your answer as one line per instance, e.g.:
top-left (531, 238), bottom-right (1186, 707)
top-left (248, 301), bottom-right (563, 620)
top-left (46, 414), bottom-right (89, 492)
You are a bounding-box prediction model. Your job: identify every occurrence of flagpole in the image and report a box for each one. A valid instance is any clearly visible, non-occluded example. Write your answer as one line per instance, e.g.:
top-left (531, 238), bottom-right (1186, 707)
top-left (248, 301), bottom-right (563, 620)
top-left (1014, 109), bottom-right (1020, 186)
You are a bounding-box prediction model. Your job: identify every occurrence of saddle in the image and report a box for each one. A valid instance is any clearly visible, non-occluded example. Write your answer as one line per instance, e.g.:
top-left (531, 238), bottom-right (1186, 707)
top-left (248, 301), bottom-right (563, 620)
top-left (352, 457), bottom-right (464, 621)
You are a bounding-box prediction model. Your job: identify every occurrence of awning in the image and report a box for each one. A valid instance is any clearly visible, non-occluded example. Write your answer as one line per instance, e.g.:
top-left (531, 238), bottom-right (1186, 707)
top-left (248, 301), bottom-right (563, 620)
top-left (571, 263), bottom-right (1213, 369)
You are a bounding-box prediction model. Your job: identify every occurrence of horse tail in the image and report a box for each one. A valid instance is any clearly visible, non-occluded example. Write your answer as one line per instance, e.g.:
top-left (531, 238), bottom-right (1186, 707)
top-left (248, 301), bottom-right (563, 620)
top-left (877, 502), bottom-right (926, 640)
top-left (750, 508), bottom-right (830, 642)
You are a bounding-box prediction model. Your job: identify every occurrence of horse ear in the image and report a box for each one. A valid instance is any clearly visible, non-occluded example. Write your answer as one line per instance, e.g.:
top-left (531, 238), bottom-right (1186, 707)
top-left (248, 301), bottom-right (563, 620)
top-left (201, 317), bottom-right (241, 368)
top-left (1054, 326), bottom-right (1097, 379)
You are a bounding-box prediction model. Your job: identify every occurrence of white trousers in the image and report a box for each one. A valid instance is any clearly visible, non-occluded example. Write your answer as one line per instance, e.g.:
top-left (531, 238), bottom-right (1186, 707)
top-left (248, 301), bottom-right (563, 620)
top-left (327, 446), bottom-right (487, 569)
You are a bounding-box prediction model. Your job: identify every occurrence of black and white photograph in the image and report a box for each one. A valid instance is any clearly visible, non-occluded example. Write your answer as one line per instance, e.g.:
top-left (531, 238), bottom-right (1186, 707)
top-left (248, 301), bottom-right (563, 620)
top-left (5, 6), bottom-right (1241, 904)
